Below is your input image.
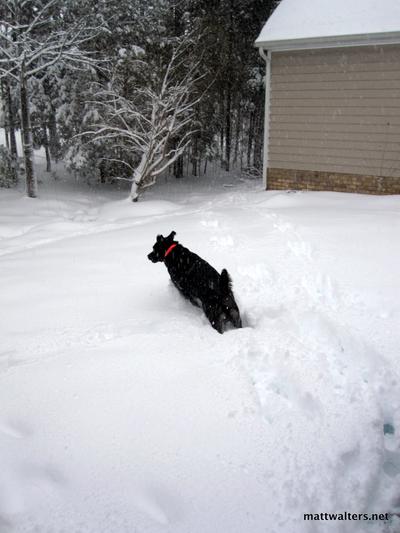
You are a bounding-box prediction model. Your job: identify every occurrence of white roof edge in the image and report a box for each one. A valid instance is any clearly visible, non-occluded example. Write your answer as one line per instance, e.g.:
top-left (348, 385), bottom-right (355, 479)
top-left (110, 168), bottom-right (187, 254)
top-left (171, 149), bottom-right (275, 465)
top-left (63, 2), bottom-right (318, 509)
top-left (255, 31), bottom-right (400, 52)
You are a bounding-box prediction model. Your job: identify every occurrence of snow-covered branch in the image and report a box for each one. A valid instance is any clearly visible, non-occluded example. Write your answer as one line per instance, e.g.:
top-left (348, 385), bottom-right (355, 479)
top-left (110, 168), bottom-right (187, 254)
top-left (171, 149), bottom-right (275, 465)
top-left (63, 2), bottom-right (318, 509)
top-left (85, 37), bottom-right (203, 201)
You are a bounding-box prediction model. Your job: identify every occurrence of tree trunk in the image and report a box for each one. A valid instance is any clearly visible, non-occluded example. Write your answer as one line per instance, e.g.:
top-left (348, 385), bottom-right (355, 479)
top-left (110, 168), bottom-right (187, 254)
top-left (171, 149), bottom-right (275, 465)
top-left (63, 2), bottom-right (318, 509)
top-left (224, 0), bottom-right (234, 172)
top-left (247, 108), bottom-right (255, 168)
top-left (174, 154), bottom-right (183, 178)
top-left (252, 89), bottom-right (264, 171)
top-left (253, 109), bottom-right (263, 171)
top-left (42, 124), bottom-right (51, 172)
top-left (4, 129), bottom-right (10, 150)
top-left (191, 136), bottom-right (198, 176)
top-left (20, 64), bottom-right (37, 198)
top-left (6, 83), bottom-right (18, 182)
top-left (233, 100), bottom-right (241, 165)
top-left (219, 91), bottom-right (224, 168)
top-left (48, 109), bottom-right (60, 162)
top-left (99, 160), bottom-right (106, 184)
top-left (220, 125), bottom-right (224, 167)
top-left (1, 82), bottom-right (9, 151)
top-left (130, 151), bottom-right (150, 201)
top-left (224, 86), bottom-right (232, 171)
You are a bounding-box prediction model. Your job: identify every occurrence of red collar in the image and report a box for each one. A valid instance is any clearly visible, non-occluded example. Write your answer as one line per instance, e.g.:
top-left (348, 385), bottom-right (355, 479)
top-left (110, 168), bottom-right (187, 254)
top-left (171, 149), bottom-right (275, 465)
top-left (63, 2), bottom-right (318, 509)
top-left (164, 243), bottom-right (177, 258)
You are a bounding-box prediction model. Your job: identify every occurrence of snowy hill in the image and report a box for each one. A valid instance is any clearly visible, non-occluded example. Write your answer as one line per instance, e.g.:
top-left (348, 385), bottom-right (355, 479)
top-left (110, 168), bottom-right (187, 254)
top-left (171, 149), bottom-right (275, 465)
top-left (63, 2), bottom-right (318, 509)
top-left (1, 174), bottom-right (400, 532)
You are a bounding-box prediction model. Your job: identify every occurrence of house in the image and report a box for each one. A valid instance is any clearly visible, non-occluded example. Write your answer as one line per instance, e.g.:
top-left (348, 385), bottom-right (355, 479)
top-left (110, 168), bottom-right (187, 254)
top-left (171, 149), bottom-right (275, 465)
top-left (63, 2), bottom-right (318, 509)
top-left (255, 0), bottom-right (400, 194)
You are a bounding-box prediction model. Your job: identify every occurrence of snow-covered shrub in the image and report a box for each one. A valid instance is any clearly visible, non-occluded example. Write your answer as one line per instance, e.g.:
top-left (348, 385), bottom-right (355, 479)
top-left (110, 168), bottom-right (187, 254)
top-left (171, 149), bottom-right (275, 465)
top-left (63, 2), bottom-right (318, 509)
top-left (241, 166), bottom-right (262, 180)
top-left (0, 146), bottom-right (17, 188)
top-left (64, 144), bottom-right (98, 184)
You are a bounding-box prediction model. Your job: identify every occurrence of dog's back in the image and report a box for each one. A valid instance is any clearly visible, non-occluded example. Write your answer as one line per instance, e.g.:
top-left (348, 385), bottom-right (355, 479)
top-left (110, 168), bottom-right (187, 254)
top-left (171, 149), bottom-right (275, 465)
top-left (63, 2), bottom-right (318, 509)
top-left (165, 244), bottom-right (220, 302)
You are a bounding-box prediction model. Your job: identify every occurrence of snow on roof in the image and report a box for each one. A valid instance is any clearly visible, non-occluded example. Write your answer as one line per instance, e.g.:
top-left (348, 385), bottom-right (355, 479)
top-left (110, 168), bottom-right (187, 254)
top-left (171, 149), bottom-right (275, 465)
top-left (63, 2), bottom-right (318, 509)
top-left (256, 0), bottom-right (400, 50)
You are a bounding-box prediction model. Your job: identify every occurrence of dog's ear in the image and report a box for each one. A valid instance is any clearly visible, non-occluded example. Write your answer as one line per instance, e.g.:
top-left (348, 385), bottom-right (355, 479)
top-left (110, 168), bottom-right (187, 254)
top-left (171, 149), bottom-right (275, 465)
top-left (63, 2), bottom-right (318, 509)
top-left (156, 234), bottom-right (164, 242)
top-left (167, 231), bottom-right (176, 241)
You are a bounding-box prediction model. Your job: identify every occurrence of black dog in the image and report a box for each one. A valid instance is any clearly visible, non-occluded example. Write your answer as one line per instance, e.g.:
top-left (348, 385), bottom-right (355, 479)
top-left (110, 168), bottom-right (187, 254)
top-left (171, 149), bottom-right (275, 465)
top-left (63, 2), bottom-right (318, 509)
top-left (148, 231), bottom-right (242, 334)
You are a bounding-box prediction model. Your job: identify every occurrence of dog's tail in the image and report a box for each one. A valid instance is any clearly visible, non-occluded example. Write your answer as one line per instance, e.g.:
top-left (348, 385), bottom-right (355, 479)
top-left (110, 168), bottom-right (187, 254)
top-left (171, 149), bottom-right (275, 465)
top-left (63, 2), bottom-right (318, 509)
top-left (220, 268), bottom-right (232, 294)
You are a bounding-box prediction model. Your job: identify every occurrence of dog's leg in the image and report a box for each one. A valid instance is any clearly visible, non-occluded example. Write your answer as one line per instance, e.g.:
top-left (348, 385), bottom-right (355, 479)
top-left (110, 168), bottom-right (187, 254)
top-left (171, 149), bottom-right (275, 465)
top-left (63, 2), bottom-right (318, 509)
top-left (203, 303), bottom-right (224, 334)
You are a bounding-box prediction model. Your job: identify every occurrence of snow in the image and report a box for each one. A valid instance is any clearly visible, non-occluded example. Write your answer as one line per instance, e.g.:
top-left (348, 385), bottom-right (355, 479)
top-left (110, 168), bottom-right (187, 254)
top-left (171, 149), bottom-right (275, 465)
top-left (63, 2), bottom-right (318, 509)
top-left (1, 165), bottom-right (400, 532)
top-left (256, 0), bottom-right (400, 47)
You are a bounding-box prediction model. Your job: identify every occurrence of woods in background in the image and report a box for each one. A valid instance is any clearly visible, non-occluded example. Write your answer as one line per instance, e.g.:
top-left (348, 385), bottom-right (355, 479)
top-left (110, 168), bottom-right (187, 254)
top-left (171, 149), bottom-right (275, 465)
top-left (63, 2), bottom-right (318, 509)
top-left (0, 0), bottom-right (276, 198)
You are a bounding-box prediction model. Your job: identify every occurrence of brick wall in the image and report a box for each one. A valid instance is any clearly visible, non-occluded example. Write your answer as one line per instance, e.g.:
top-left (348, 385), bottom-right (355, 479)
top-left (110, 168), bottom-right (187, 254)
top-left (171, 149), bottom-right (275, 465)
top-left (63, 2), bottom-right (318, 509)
top-left (267, 168), bottom-right (400, 195)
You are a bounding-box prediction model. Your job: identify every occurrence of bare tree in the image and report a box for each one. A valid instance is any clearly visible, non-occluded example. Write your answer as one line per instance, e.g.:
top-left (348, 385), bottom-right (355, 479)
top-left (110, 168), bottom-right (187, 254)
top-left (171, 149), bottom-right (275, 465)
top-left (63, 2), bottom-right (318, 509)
top-left (1, 79), bottom-right (18, 181)
top-left (85, 42), bottom-right (203, 201)
top-left (0, 0), bottom-right (103, 197)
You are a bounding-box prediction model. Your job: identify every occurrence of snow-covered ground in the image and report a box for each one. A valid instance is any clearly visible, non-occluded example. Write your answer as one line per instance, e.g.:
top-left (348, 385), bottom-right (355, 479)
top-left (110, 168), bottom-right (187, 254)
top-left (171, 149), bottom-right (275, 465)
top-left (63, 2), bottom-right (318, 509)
top-left (1, 164), bottom-right (400, 532)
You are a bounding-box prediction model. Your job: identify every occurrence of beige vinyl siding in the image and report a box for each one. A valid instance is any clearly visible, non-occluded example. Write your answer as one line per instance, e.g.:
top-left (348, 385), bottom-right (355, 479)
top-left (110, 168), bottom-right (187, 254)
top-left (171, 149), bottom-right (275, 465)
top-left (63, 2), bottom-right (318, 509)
top-left (269, 45), bottom-right (400, 178)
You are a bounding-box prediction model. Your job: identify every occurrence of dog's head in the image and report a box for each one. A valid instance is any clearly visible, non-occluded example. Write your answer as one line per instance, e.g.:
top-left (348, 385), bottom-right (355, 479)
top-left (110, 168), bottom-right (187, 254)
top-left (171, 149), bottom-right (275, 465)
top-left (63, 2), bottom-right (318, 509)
top-left (147, 231), bottom-right (177, 263)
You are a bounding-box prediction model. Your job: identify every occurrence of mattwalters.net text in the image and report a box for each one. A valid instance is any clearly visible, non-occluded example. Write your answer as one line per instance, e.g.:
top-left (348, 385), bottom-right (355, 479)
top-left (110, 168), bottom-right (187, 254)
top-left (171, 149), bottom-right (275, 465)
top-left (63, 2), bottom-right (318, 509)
top-left (304, 512), bottom-right (390, 522)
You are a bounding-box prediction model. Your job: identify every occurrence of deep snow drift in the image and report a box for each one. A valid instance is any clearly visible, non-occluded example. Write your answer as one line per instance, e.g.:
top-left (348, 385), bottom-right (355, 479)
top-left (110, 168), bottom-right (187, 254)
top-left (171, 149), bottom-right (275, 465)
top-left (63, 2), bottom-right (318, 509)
top-left (1, 172), bottom-right (400, 533)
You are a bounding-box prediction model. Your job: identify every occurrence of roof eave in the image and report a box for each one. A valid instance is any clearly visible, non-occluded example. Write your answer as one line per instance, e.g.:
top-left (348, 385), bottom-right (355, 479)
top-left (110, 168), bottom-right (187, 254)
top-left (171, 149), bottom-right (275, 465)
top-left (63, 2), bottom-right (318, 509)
top-left (255, 31), bottom-right (400, 51)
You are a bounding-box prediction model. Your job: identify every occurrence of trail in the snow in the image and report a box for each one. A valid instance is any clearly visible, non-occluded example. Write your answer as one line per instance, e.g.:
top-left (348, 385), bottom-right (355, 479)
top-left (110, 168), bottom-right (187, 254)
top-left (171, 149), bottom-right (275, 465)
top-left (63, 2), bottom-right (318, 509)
top-left (232, 202), bottom-right (400, 523)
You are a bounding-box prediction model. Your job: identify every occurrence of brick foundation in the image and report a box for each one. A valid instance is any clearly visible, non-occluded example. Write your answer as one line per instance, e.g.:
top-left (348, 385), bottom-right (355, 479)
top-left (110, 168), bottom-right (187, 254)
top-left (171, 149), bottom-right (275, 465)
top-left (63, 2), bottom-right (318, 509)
top-left (267, 168), bottom-right (400, 195)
